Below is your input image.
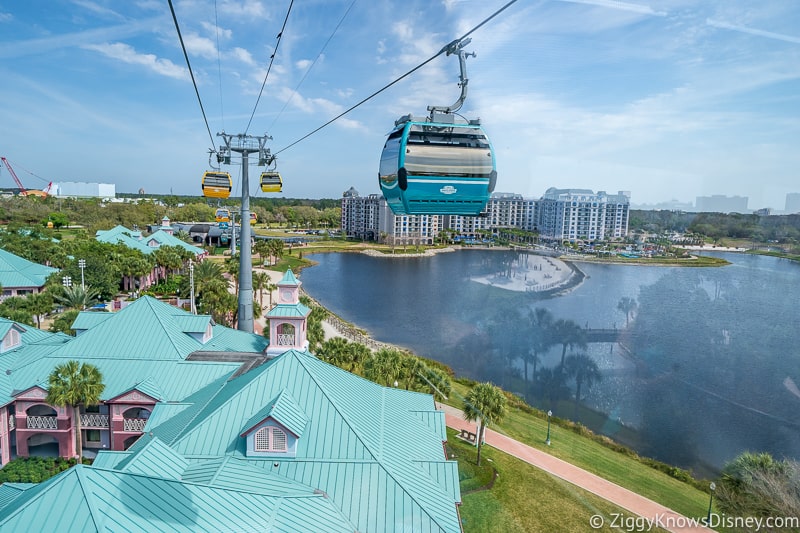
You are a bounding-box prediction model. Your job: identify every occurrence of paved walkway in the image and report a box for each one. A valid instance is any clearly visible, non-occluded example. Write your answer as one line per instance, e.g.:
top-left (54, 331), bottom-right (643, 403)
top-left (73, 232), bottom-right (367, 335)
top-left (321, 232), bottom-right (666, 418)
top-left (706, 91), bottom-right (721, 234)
top-left (439, 404), bottom-right (714, 533)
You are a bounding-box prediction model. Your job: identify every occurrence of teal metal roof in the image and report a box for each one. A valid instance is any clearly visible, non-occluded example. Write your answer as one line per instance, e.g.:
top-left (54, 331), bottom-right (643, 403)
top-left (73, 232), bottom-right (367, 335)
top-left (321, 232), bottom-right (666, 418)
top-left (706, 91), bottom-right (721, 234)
top-left (0, 248), bottom-right (58, 289)
top-left (90, 450), bottom-right (132, 470)
top-left (0, 483), bottom-right (34, 511)
top-left (71, 312), bottom-right (114, 332)
top-left (277, 269), bottom-right (300, 286)
top-left (173, 315), bottom-right (212, 334)
top-left (0, 297), bottom-right (265, 405)
top-left (144, 349), bottom-right (461, 532)
top-left (96, 225), bottom-right (204, 257)
top-left (266, 302), bottom-right (311, 318)
top-left (241, 389), bottom-right (308, 438)
top-left (0, 465), bottom-right (358, 533)
top-left (118, 437), bottom-right (187, 480)
top-left (182, 456), bottom-right (317, 497)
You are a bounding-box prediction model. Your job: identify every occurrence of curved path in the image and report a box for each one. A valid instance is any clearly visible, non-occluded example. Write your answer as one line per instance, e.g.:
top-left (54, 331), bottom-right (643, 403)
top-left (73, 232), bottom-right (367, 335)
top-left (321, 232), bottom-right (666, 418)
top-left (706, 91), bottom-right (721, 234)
top-left (439, 404), bottom-right (714, 533)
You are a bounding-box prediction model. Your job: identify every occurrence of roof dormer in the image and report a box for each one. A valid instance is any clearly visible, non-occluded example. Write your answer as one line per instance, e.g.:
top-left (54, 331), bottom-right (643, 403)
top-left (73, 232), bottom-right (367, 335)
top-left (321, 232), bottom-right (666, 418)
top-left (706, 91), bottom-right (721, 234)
top-left (0, 323), bottom-right (25, 353)
top-left (240, 390), bottom-right (307, 458)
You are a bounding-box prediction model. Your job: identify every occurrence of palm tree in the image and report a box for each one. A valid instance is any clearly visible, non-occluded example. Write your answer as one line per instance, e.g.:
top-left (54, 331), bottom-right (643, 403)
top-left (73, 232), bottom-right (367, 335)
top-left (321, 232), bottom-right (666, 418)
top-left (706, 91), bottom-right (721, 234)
top-left (617, 296), bottom-right (638, 327)
top-left (27, 292), bottom-right (54, 328)
top-left (463, 382), bottom-right (507, 466)
top-left (252, 271), bottom-right (271, 310)
top-left (551, 318), bottom-right (587, 375)
top-left (54, 284), bottom-right (101, 311)
top-left (45, 360), bottom-right (105, 460)
top-left (564, 353), bottom-right (602, 418)
top-left (225, 256), bottom-right (240, 295)
top-left (318, 337), bottom-right (351, 368)
top-left (265, 281), bottom-right (278, 308)
top-left (363, 348), bottom-right (404, 387)
top-left (527, 308), bottom-right (555, 386)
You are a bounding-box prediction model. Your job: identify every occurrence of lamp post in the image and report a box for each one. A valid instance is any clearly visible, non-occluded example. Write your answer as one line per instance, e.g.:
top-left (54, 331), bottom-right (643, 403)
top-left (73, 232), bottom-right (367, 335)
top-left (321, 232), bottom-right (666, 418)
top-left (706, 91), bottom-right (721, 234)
top-left (189, 261), bottom-right (196, 315)
top-left (62, 276), bottom-right (72, 288)
top-left (545, 410), bottom-right (552, 446)
top-left (78, 259), bottom-right (86, 290)
top-left (706, 482), bottom-right (716, 525)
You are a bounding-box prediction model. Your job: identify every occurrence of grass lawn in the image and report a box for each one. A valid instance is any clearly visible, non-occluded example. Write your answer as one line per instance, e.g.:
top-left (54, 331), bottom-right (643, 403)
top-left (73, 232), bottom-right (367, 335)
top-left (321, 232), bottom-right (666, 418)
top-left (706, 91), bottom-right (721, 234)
top-left (449, 429), bottom-right (671, 533)
top-left (447, 382), bottom-right (710, 521)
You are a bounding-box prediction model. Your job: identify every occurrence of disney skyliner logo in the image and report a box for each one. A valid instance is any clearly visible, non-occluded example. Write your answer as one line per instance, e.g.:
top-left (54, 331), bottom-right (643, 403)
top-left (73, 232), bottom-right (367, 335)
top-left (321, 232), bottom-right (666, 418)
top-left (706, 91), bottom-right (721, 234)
top-left (590, 512), bottom-right (800, 531)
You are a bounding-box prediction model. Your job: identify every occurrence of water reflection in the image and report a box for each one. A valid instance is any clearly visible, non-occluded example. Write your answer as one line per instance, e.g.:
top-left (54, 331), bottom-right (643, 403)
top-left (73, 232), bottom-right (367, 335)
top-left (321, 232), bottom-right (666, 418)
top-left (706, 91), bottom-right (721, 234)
top-left (300, 250), bottom-right (800, 475)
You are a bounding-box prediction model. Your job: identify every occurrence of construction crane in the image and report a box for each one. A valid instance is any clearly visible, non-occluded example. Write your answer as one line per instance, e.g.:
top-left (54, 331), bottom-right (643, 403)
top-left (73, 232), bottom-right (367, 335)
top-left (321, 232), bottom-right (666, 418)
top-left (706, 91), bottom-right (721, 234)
top-left (1, 157), bottom-right (52, 197)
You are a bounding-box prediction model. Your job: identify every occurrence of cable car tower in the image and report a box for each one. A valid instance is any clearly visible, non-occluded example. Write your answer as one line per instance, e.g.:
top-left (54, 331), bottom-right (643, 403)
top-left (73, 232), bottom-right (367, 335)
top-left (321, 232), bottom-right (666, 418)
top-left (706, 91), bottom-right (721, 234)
top-left (215, 132), bottom-right (274, 333)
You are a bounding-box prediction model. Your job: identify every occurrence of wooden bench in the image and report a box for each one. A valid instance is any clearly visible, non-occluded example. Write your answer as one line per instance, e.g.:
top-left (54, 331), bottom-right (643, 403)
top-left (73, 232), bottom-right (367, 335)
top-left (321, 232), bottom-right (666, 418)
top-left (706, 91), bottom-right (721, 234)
top-left (458, 429), bottom-right (477, 443)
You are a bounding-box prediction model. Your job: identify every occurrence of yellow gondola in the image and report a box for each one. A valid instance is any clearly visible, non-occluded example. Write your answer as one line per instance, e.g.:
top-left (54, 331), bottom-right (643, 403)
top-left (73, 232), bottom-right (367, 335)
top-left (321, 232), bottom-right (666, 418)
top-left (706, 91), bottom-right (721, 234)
top-left (260, 171), bottom-right (282, 193)
top-left (202, 171), bottom-right (232, 199)
top-left (250, 212), bottom-right (258, 223)
top-left (215, 208), bottom-right (230, 223)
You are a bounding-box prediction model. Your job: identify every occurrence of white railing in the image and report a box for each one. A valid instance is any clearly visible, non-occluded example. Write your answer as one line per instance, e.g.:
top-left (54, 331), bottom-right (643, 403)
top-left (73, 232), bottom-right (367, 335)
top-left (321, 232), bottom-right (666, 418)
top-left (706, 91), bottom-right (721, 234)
top-left (27, 416), bottom-right (57, 430)
top-left (277, 333), bottom-right (295, 346)
top-left (80, 414), bottom-right (109, 428)
top-left (8, 416), bottom-right (14, 431)
top-left (123, 418), bottom-right (148, 432)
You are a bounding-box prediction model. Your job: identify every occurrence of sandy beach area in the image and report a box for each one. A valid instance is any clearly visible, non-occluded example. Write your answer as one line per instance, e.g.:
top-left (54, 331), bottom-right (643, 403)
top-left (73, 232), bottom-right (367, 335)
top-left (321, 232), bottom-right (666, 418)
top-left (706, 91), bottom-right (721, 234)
top-left (470, 254), bottom-right (575, 293)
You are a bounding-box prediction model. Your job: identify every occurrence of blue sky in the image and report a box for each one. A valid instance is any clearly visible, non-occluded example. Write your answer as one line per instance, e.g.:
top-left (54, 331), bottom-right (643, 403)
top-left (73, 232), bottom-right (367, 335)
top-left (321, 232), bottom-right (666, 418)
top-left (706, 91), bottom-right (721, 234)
top-left (0, 0), bottom-right (798, 209)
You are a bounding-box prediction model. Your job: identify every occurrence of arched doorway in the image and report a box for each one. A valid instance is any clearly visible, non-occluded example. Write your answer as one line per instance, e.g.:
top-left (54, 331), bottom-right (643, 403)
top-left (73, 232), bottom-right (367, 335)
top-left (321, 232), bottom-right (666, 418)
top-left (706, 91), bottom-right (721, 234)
top-left (26, 434), bottom-right (59, 458)
top-left (122, 435), bottom-right (140, 450)
top-left (276, 323), bottom-right (295, 346)
top-left (121, 407), bottom-right (151, 432)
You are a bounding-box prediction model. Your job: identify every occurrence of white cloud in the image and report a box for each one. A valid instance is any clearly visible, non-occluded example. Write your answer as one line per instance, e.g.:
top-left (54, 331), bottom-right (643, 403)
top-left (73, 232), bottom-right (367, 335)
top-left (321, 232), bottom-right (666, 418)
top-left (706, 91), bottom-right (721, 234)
top-left (295, 59), bottom-right (313, 71)
top-left (200, 21), bottom-right (232, 40)
top-left (556, 0), bottom-right (667, 17)
top-left (0, 11), bottom-right (13, 22)
top-left (219, 0), bottom-right (270, 20)
top-left (184, 33), bottom-right (218, 59)
top-left (82, 42), bottom-right (189, 80)
top-left (706, 18), bottom-right (800, 44)
top-left (230, 46), bottom-right (255, 65)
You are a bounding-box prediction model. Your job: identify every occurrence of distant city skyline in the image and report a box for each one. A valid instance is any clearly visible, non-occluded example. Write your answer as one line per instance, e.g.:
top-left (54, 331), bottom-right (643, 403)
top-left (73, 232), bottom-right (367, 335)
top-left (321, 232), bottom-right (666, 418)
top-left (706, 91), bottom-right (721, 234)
top-left (1, 1), bottom-right (798, 208)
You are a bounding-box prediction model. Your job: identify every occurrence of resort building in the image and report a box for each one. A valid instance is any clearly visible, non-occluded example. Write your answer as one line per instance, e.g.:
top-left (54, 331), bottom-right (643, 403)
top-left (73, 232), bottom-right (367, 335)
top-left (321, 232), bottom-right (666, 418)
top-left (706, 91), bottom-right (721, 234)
top-left (0, 271), bottom-right (462, 532)
top-left (0, 248), bottom-right (58, 301)
top-left (341, 187), bottom-right (381, 240)
top-left (95, 217), bottom-right (207, 259)
top-left (536, 188), bottom-right (630, 243)
top-left (341, 187), bottom-right (629, 243)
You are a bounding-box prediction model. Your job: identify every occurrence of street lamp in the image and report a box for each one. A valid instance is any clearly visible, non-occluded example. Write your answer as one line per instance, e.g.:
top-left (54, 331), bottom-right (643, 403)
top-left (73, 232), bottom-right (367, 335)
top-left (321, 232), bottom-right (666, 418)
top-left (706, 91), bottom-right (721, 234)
top-left (189, 261), bottom-right (196, 315)
top-left (62, 275), bottom-right (72, 288)
top-left (78, 259), bottom-right (86, 290)
top-left (706, 482), bottom-right (716, 525)
top-left (545, 410), bottom-right (552, 446)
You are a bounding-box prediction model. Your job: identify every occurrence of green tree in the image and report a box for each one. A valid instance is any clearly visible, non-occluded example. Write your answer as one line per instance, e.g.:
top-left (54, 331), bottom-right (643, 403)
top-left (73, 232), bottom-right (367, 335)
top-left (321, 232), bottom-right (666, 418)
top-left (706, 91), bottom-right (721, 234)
top-left (363, 348), bottom-right (404, 387)
top-left (551, 318), bottom-right (587, 375)
top-left (26, 292), bottom-right (54, 328)
top-left (617, 296), bottom-right (638, 327)
top-left (253, 271), bottom-right (271, 310)
top-left (54, 284), bottom-right (101, 310)
top-left (0, 297), bottom-right (34, 326)
top-left (463, 382), bottom-right (507, 466)
top-left (49, 309), bottom-right (80, 335)
top-left (717, 452), bottom-right (800, 521)
top-left (563, 353), bottom-right (602, 418)
top-left (527, 308), bottom-right (555, 387)
top-left (45, 361), bottom-right (105, 460)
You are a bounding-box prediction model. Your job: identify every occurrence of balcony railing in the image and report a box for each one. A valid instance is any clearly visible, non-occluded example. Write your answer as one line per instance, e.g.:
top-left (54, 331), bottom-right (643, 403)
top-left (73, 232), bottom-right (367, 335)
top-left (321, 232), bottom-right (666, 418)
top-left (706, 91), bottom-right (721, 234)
top-left (276, 333), bottom-right (295, 346)
top-left (80, 414), bottom-right (109, 428)
top-left (27, 416), bottom-right (57, 430)
top-left (123, 418), bottom-right (148, 432)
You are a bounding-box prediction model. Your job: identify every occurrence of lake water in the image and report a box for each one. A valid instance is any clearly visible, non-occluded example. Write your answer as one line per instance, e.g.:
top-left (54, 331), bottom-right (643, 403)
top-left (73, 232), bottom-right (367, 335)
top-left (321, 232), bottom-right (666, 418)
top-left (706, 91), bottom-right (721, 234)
top-left (299, 249), bottom-right (800, 475)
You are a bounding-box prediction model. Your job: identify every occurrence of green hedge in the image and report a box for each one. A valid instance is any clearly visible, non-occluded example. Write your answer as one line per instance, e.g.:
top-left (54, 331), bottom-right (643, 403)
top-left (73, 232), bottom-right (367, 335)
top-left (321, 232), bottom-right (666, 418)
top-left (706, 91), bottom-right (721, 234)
top-left (0, 456), bottom-right (91, 483)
